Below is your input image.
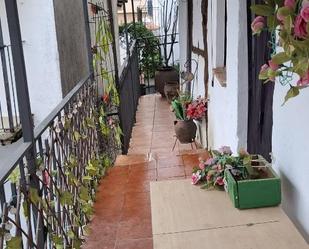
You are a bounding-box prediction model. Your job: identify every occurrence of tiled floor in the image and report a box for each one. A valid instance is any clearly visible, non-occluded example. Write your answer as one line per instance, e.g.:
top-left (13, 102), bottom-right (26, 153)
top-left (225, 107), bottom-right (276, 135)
top-left (83, 94), bottom-right (209, 249)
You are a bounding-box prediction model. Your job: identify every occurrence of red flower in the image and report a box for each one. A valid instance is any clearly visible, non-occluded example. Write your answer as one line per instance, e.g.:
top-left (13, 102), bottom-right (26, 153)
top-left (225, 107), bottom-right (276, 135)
top-left (102, 94), bottom-right (110, 104)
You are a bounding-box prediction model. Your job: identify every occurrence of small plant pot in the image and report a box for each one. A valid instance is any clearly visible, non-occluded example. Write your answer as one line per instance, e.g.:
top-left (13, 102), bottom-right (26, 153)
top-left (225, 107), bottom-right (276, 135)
top-left (225, 158), bottom-right (281, 209)
top-left (155, 67), bottom-right (179, 97)
top-left (164, 81), bottom-right (179, 103)
top-left (174, 119), bottom-right (197, 144)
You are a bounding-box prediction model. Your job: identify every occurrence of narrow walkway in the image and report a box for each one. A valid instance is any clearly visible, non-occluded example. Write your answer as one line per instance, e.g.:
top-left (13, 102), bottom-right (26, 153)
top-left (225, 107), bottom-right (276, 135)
top-left (83, 94), bottom-right (208, 249)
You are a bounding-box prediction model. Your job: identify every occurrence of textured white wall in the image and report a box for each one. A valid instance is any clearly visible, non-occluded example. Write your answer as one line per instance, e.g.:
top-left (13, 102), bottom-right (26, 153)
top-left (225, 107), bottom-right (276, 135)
top-left (272, 83), bottom-right (309, 242)
top-left (0, 0), bottom-right (62, 126)
top-left (208, 0), bottom-right (248, 153)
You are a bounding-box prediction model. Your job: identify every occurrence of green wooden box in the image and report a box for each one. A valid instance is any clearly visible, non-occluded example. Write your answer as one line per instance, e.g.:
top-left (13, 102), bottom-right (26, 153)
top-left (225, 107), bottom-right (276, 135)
top-left (224, 158), bottom-right (281, 209)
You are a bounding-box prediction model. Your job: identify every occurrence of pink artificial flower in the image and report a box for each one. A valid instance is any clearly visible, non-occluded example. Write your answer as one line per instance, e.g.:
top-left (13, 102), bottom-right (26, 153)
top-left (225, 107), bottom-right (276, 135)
top-left (269, 60), bottom-right (279, 71)
top-left (198, 162), bottom-right (206, 170)
top-left (205, 158), bottom-right (214, 166)
top-left (301, 3), bottom-right (309, 22)
top-left (284, 0), bottom-right (295, 9)
top-left (191, 172), bottom-right (202, 185)
top-left (297, 70), bottom-right (309, 86)
top-left (260, 64), bottom-right (269, 74)
top-left (43, 170), bottom-right (50, 186)
top-left (215, 177), bottom-right (225, 186)
top-left (251, 16), bottom-right (265, 34)
top-left (267, 60), bottom-right (279, 82)
top-left (206, 175), bottom-right (211, 181)
top-left (294, 15), bottom-right (308, 39)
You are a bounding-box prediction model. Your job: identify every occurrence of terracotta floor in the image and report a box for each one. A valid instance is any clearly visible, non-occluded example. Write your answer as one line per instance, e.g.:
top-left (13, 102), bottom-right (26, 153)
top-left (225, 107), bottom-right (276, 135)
top-left (83, 94), bottom-right (208, 249)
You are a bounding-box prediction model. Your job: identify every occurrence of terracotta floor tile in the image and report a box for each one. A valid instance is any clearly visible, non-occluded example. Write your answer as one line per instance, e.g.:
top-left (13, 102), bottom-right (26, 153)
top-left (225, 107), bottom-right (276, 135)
top-left (157, 165), bottom-right (185, 179)
top-left (182, 154), bottom-right (200, 167)
top-left (124, 192), bottom-right (151, 208)
top-left (83, 95), bottom-right (211, 248)
top-left (128, 168), bottom-right (157, 181)
top-left (117, 220), bottom-right (152, 240)
top-left (83, 239), bottom-right (115, 249)
top-left (125, 180), bottom-right (151, 193)
top-left (114, 155), bottom-right (149, 166)
top-left (115, 238), bottom-right (153, 249)
top-left (157, 156), bottom-right (183, 168)
top-left (129, 161), bottom-right (156, 170)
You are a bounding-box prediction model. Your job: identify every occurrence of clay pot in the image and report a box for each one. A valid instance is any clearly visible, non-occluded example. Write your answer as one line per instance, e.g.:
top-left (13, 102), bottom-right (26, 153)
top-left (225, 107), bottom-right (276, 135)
top-left (155, 67), bottom-right (179, 97)
top-left (164, 81), bottom-right (179, 103)
top-left (174, 119), bottom-right (197, 144)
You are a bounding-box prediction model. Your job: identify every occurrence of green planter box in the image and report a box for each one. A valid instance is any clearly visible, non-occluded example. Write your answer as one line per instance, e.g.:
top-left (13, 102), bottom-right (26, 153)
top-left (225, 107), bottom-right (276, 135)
top-left (225, 157), bottom-right (281, 209)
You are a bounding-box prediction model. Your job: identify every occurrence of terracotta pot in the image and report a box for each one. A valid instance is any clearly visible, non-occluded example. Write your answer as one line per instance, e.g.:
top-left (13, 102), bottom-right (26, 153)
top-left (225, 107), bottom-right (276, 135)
top-left (164, 81), bottom-right (179, 103)
top-left (174, 119), bottom-right (197, 144)
top-left (155, 67), bottom-right (179, 97)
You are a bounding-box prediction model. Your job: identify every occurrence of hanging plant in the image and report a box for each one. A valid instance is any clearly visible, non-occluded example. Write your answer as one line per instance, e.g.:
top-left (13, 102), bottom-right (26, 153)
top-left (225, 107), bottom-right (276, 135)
top-left (251, 0), bottom-right (309, 104)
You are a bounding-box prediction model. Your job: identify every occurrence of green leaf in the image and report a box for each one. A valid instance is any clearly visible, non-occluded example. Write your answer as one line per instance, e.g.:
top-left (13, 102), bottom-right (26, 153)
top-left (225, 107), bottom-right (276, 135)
top-left (267, 15), bottom-right (279, 31)
top-left (6, 236), bottom-right (22, 249)
top-left (271, 52), bottom-right (290, 65)
top-left (8, 168), bottom-right (20, 184)
top-left (60, 191), bottom-right (74, 206)
top-left (29, 188), bottom-right (41, 205)
top-left (73, 131), bottom-right (81, 142)
top-left (282, 86), bottom-right (300, 105)
top-left (80, 186), bottom-right (91, 202)
top-left (251, 4), bottom-right (274, 16)
top-left (277, 6), bottom-right (293, 17)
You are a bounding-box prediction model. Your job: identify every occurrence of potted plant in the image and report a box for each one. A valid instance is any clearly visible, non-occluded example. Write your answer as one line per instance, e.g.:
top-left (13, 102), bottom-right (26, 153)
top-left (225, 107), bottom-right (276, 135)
top-left (192, 147), bottom-right (281, 209)
top-left (171, 94), bottom-right (206, 143)
top-left (155, 0), bottom-right (179, 96)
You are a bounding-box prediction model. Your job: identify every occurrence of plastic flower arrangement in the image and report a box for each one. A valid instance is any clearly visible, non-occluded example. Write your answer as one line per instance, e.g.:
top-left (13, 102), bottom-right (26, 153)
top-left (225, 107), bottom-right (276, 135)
top-left (192, 146), bottom-right (252, 189)
top-left (171, 93), bottom-right (207, 121)
top-left (251, 0), bottom-right (309, 104)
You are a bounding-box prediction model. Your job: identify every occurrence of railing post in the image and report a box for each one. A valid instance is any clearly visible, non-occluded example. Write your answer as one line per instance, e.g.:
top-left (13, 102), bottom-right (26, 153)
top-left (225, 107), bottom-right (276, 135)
top-left (5, 1), bottom-right (45, 247)
top-left (4, 0), bottom-right (33, 142)
top-left (0, 20), bottom-right (14, 132)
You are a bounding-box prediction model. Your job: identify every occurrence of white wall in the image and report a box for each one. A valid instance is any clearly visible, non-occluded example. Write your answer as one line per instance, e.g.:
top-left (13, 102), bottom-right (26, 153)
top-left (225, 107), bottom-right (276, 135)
top-left (207, 0), bottom-right (248, 153)
top-left (0, 0), bottom-right (62, 126)
top-left (272, 83), bottom-right (309, 242)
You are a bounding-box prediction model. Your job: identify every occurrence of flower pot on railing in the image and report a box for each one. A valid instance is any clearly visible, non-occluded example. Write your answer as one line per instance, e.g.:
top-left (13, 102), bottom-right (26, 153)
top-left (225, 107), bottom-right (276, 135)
top-left (174, 119), bottom-right (197, 144)
top-left (164, 81), bottom-right (179, 103)
top-left (155, 66), bottom-right (179, 97)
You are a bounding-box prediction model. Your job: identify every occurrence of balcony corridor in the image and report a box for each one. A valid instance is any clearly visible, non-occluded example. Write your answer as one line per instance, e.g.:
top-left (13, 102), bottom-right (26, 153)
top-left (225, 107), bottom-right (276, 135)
top-left (83, 94), bottom-right (209, 249)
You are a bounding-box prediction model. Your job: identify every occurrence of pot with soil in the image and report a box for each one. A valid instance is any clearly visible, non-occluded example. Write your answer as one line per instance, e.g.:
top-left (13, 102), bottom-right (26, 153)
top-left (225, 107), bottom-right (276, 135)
top-left (155, 67), bottom-right (179, 97)
top-left (164, 81), bottom-right (179, 103)
top-left (174, 119), bottom-right (197, 144)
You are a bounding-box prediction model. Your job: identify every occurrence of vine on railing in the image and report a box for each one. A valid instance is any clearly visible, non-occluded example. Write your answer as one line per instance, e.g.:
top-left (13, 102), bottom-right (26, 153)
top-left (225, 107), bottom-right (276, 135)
top-left (90, 1), bottom-right (122, 157)
top-left (1, 77), bottom-right (110, 248)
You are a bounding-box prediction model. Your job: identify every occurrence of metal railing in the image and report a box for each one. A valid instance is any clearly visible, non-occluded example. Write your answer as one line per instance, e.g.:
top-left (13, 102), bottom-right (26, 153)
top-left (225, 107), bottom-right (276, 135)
top-left (119, 41), bottom-right (141, 154)
top-left (0, 20), bottom-right (21, 141)
top-left (0, 75), bottom-right (102, 248)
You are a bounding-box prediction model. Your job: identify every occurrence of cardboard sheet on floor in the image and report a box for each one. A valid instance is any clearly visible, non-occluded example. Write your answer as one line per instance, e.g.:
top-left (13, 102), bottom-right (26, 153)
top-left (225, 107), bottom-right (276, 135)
top-left (150, 179), bottom-right (309, 249)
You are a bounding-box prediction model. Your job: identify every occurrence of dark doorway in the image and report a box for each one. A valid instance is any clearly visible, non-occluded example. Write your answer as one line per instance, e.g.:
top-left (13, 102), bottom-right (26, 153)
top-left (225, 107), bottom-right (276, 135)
top-left (247, 0), bottom-right (274, 161)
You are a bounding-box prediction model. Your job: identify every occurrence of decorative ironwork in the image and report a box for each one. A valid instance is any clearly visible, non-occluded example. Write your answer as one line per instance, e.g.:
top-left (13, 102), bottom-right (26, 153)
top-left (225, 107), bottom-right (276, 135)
top-left (0, 75), bottom-right (109, 248)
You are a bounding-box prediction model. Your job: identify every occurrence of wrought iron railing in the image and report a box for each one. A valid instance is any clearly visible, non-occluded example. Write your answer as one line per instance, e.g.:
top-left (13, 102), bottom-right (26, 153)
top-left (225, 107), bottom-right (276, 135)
top-left (0, 20), bottom-right (21, 143)
top-left (119, 41), bottom-right (141, 154)
top-left (0, 75), bottom-right (108, 248)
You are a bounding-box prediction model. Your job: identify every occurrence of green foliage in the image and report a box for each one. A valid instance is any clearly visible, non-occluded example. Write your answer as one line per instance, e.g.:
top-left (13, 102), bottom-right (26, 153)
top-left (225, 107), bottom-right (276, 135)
top-left (6, 236), bottom-right (22, 249)
top-left (171, 93), bottom-right (192, 120)
top-left (120, 22), bottom-right (162, 78)
top-left (8, 168), bottom-right (20, 184)
top-left (251, 0), bottom-right (309, 103)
